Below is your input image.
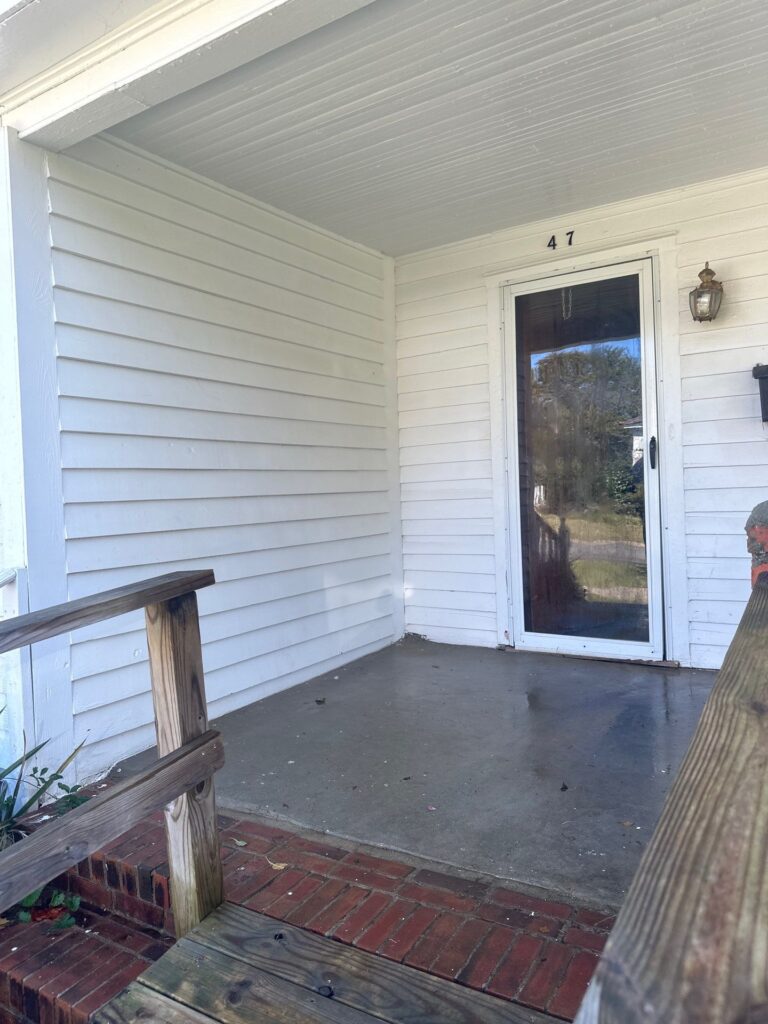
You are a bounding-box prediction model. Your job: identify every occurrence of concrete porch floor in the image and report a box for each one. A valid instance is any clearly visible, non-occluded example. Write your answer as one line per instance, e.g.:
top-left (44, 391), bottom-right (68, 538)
top-left (204, 637), bottom-right (713, 908)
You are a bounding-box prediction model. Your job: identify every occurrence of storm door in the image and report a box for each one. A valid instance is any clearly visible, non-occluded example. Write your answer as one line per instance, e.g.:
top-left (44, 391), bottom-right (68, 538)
top-left (504, 260), bottom-right (663, 660)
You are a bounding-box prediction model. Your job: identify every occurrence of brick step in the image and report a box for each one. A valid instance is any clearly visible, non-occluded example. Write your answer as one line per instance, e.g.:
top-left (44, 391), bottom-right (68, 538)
top-left (3, 809), bottom-right (613, 1021)
top-left (0, 906), bottom-right (172, 1024)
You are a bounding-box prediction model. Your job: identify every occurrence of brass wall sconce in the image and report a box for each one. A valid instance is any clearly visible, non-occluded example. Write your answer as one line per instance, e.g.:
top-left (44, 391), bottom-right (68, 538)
top-left (689, 263), bottom-right (723, 322)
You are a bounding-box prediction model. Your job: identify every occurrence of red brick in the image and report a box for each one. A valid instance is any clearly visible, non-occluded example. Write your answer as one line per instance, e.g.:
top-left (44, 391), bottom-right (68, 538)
top-left (243, 870), bottom-right (309, 913)
top-left (519, 942), bottom-right (573, 1011)
top-left (549, 950), bottom-right (599, 1019)
top-left (231, 820), bottom-right (293, 845)
top-left (280, 850), bottom-right (349, 875)
top-left (90, 856), bottom-right (106, 885)
top-left (100, 825), bottom-right (145, 857)
top-left (105, 860), bottom-right (121, 890)
top-left (306, 886), bottom-right (369, 936)
top-left (478, 902), bottom-right (537, 930)
top-left (378, 905), bottom-right (439, 962)
top-left (330, 891), bottom-right (391, 943)
top-left (152, 872), bottom-right (170, 910)
top-left (331, 863), bottom-right (403, 891)
top-left (68, 955), bottom-right (146, 1023)
top-left (219, 828), bottom-right (274, 856)
top-left (54, 947), bottom-right (127, 1024)
top-left (526, 916), bottom-right (563, 939)
top-left (487, 934), bottom-right (544, 1000)
top-left (404, 912), bottom-right (462, 971)
top-left (12, 933), bottom-right (84, 1019)
top-left (284, 879), bottom-right (347, 928)
top-left (563, 927), bottom-right (606, 953)
top-left (488, 887), bottom-right (571, 921)
top-left (36, 936), bottom-right (95, 1024)
top-left (457, 924), bottom-right (517, 990)
top-left (262, 875), bottom-right (325, 920)
top-left (129, 830), bottom-right (167, 863)
top-left (341, 851), bottom-right (413, 879)
top-left (573, 908), bottom-right (615, 932)
top-left (277, 837), bottom-right (347, 862)
top-left (398, 882), bottom-right (479, 914)
top-left (412, 868), bottom-right (488, 902)
top-left (0, 930), bottom-right (69, 1008)
top-left (225, 861), bottom-right (275, 905)
top-left (430, 918), bottom-right (490, 981)
top-left (6, 933), bottom-right (65, 1009)
top-left (0, 1007), bottom-right (25, 1024)
top-left (66, 874), bottom-right (112, 910)
top-left (0, 921), bottom-right (38, 955)
top-left (355, 899), bottom-right (415, 953)
top-left (112, 891), bottom-right (164, 929)
top-left (77, 909), bottom-right (168, 957)
top-left (222, 850), bottom-right (260, 882)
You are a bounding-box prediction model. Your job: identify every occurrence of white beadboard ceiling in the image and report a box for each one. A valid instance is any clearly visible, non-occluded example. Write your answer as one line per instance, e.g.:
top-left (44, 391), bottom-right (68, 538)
top-left (110, 0), bottom-right (768, 256)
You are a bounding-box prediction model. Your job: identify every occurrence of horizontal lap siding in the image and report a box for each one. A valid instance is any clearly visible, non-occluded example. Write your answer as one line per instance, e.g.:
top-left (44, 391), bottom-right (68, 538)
top-left (397, 291), bottom-right (496, 647)
top-left (47, 138), bottom-right (399, 778)
top-left (395, 168), bottom-right (768, 668)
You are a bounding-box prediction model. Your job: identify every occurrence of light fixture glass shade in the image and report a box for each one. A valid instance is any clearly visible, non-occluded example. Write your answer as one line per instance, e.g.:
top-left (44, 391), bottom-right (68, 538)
top-left (689, 262), bottom-right (723, 322)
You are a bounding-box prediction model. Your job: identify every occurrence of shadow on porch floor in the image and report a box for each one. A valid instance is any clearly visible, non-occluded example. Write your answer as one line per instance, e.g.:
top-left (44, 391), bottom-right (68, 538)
top-left (126, 636), bottom-right (714, 907)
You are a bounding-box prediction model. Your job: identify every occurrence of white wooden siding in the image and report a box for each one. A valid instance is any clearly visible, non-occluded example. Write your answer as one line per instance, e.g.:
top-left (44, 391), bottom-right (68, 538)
top-left (45, 136), bottom-right (402, 779)
top-left (396, 167), bottom-right (768, 669)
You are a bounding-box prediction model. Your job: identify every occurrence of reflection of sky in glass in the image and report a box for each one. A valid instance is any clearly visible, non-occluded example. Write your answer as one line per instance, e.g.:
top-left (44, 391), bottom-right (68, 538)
top-left (531, 337), bottom-right (641, 367)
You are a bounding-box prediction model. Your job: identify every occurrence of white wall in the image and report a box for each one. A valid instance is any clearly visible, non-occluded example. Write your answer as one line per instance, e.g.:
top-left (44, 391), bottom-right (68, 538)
top-left (395, 167), bottom-right (768, 670)
top-left (40, 135), bottom-right (402, 779)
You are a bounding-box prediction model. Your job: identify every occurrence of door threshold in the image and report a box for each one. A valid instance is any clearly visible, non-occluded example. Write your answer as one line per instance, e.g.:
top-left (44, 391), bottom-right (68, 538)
top-left (496, 644), bottom-right (679, 669)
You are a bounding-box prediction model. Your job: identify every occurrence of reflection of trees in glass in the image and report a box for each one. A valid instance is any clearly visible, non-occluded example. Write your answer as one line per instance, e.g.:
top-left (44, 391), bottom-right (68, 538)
top-left (530, 344), bottom-right (642, 517)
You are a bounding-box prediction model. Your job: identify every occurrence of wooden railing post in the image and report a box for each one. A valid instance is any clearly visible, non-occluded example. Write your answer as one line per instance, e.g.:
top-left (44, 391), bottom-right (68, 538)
top-left (145, 590), bottom-right (223, 938)
top-left (574, 504), bottom-right (768, 1023)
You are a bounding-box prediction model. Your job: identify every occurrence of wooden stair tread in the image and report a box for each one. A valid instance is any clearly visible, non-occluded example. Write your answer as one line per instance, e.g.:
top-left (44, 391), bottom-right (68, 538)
top-left (93, 901), bottom-right (556, 1024)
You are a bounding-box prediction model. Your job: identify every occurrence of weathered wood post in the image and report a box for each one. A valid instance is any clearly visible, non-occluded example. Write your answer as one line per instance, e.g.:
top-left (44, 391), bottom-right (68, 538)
top-left (574, 502), bottom-right (768, 1023)
top-left (145, 590), bottom-right (223, 938)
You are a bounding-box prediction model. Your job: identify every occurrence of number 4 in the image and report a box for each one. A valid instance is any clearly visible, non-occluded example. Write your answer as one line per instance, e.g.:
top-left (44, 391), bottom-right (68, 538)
top-left (547, 235), bottom-right (557, 250)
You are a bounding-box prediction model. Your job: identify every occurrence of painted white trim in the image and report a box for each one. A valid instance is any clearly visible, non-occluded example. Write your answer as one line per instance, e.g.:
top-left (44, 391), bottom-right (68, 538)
top-left (383, 256), bottom-right (406, 639)
top-left (487, 282), bottom-right (512, 647)
top-left (2, 0), bottom-right (377, 150)
top-left (485, 236), bottom-right (688, 664)
top-left (0, 128), bottom-right (72, 768)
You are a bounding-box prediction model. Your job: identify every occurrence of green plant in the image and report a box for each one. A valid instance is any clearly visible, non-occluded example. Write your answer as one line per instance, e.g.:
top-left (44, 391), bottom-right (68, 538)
top-left (15, 888), bottom-right (81, 929)
top-left (0, 710), bottom-right (85, 850)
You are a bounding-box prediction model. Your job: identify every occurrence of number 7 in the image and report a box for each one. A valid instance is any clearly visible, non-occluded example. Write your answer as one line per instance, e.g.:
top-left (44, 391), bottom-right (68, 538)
top-left (566, 230), bottom-right (574, 246)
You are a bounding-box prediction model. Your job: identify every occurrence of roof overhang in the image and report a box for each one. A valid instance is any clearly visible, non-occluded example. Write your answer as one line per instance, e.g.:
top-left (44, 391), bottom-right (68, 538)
top-left (0, 0), bottom-right (376, 150)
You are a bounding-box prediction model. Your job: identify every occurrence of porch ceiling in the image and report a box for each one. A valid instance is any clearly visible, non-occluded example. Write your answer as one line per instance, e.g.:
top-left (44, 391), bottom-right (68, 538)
top-left (108, 0), bottom-right (768, 256)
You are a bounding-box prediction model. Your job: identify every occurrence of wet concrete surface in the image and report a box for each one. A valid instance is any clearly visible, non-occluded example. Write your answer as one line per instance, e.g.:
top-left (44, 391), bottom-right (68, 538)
top-left (200, 636), bottom-right (714, 908)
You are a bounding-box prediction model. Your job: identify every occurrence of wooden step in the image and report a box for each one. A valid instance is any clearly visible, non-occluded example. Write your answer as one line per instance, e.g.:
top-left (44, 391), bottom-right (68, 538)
top-left (92, 901), bottom-right (556, 1023)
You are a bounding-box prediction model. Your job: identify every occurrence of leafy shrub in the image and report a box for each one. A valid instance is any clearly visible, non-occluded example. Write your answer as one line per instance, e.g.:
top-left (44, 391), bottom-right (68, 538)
top-left (0, 724), bottom-right (85, 850)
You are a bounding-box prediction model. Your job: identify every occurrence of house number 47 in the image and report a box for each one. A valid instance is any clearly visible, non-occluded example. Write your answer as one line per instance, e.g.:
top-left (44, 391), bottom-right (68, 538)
top-left (547, 231), bottom-right (574, 250)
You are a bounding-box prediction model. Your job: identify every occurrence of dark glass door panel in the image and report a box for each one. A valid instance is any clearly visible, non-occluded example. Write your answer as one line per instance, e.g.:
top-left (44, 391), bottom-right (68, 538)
top-left (515, 274), bottom-right (649, 643)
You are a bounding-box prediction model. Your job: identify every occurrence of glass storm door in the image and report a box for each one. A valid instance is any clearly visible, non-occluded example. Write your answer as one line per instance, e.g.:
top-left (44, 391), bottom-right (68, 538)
top-left (504, 261), bottom-right (663, 660)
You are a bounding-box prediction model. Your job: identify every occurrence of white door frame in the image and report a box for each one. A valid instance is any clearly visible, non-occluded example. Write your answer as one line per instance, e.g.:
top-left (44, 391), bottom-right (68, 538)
top-left (485, 236), bottom-right (688, 664)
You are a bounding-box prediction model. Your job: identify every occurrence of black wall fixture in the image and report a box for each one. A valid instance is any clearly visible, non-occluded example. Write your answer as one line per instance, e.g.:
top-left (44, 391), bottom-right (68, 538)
top-left (753, 364), bottom-right (768, 422)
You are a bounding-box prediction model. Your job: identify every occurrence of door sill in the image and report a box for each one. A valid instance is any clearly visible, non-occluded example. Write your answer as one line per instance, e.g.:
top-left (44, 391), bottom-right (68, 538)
top-left (497, 644), bottom-right (679, 669)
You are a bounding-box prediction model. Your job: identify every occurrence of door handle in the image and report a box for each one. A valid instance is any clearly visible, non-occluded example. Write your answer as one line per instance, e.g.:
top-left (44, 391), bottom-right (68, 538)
top-left (649, 436), bottom-right (657, 470)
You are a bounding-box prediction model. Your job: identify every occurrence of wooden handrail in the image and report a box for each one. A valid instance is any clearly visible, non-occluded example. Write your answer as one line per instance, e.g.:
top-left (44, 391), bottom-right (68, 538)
top-left (0, 570), bottom-right (214, 654)
top-left (575, 575), bottom-right (768, 1023)
top-left (0, 570), bottom-right (223, 938)
top-left (0, 731), bottom-right (224, 913)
